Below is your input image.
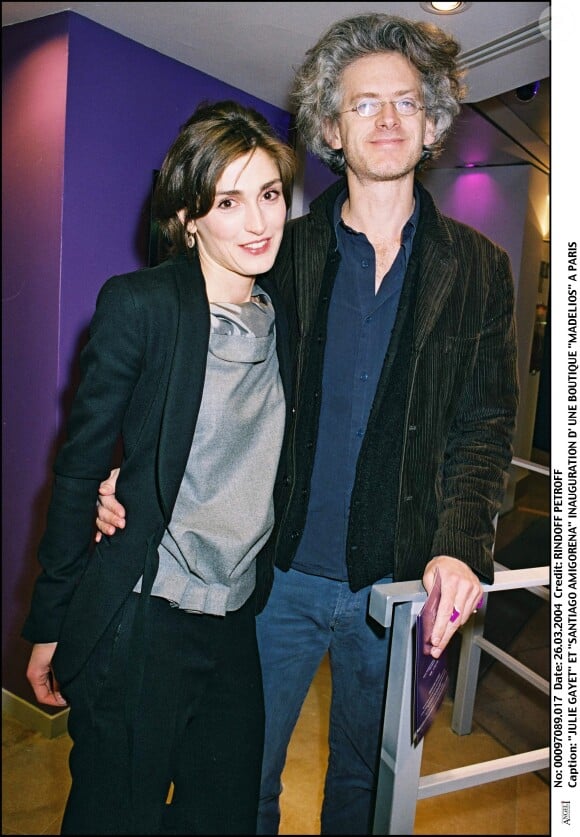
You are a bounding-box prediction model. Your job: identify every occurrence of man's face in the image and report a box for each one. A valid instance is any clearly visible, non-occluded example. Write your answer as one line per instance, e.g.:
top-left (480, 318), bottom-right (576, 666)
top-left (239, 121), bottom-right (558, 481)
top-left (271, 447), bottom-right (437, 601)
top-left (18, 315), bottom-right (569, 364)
top-left (326, 51), bottom-right (436, 183)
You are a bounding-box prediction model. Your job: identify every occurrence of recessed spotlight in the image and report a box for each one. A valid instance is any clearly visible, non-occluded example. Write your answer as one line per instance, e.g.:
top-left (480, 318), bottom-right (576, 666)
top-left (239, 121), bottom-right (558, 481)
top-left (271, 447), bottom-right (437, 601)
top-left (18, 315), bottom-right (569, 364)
top-left (515, 81), bottom-right (541, 102)
top-left (420, 2), bottom-right (471, 14)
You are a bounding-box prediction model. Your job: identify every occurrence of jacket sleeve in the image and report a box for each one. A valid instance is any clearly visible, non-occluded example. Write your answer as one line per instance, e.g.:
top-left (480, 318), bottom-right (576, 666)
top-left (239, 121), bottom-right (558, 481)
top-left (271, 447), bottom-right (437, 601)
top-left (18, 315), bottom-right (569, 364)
top-left (22, 276), bottom-right (145, 642)
top-left (430, 247), bottom-right (519, 582)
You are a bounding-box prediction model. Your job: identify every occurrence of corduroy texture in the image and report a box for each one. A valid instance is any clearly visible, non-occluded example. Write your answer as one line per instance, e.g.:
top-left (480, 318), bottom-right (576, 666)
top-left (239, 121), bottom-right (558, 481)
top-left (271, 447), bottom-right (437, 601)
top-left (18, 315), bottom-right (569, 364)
top-left (262, 178), bottom-right (518, 597)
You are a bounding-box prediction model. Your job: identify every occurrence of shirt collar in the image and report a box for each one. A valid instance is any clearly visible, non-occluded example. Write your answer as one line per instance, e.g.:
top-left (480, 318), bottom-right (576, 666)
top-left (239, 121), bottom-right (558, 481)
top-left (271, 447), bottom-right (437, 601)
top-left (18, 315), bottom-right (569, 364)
top-left (333, 184), bottom-right (421, 247)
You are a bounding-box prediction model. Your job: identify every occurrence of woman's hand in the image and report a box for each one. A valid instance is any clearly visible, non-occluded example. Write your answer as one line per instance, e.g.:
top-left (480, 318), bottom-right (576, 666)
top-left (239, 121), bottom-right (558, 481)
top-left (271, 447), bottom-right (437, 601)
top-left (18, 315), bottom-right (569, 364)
top-left (26, 643), bottom-right (67, 707)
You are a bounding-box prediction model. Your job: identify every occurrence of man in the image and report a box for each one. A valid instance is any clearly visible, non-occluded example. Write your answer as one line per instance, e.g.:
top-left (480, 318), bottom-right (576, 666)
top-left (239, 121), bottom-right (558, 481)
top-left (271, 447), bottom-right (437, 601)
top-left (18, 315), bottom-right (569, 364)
top-left (97, 13), bottom-right (518, 835)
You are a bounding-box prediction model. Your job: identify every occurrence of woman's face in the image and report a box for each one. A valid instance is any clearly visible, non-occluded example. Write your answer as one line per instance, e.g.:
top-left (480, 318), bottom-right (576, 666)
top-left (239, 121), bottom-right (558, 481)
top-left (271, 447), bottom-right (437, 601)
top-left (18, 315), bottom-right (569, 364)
top-left (187, 148), bottom-right (287, 300)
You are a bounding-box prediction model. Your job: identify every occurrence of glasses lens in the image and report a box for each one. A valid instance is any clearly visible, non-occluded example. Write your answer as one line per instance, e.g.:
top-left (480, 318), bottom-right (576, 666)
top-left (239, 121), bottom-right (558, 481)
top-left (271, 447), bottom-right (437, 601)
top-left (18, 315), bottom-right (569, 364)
top-left (356, 99), bottom-right (381, 117)
top-left (395, 99), bottom-right (419, 115)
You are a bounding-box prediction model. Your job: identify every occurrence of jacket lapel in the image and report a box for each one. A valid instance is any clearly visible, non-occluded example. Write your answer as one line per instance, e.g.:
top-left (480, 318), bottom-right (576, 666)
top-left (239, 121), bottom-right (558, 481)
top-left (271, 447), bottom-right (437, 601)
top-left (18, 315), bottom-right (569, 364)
top-left (157, 255), bottom-right (210, 519)
top-left (257, 273), bottom-right (292, 405)
top-left (412, 185), bottom-right (458, 350)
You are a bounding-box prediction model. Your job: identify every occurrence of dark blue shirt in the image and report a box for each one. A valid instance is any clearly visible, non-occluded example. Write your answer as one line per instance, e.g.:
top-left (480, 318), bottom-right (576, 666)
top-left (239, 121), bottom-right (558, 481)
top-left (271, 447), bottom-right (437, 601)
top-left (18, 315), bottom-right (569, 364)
top-left (292, 188), bottom-right (420, 580)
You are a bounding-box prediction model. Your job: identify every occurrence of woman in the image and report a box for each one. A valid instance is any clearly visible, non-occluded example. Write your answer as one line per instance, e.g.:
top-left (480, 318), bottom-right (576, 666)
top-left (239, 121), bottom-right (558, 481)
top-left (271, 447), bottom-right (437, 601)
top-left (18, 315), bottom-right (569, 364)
top-left (22, 100), bottom-right (296, 835)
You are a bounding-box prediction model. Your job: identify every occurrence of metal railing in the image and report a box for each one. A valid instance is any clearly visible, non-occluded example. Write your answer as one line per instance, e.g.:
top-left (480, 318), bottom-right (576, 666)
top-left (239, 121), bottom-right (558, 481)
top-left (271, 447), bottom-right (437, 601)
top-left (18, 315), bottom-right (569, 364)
top-left (368, 457), bottom-right (550, 834)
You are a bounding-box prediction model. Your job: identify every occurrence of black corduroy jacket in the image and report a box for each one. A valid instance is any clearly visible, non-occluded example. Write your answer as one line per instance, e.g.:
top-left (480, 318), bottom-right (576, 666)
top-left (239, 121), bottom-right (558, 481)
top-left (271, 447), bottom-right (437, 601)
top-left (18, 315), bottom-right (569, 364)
top-left (256, 177), bottom-right (519, 604)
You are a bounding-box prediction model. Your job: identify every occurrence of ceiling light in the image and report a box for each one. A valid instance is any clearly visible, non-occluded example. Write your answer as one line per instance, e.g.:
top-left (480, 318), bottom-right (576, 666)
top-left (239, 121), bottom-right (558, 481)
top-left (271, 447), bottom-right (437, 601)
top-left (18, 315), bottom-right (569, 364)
top-left (515, 81), bottom-right (541, 102)
top-left (420, 2), bottom-right (471, 14)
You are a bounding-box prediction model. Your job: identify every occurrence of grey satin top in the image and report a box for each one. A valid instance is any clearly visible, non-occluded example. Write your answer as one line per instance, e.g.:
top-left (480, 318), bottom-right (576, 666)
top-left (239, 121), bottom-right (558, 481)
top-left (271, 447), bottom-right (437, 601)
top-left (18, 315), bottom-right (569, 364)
top-left (135, 287), bottom-right (285, 616)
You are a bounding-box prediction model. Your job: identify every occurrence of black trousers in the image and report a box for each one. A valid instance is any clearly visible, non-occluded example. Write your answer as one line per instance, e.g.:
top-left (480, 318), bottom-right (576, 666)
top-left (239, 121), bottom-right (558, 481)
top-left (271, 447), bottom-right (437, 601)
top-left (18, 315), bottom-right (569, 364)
top-left (60, 592), bottom-right (264, 835)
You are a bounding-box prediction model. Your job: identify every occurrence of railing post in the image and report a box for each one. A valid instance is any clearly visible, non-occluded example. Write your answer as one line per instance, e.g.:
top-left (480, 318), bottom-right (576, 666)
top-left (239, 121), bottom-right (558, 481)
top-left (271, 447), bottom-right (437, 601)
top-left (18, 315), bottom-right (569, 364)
top-left (371, 599), bottom-right (424, 835)
top-left (451, 595), bottom-right (487, 734)
top-left (369, 565), bottom-right (549, 834)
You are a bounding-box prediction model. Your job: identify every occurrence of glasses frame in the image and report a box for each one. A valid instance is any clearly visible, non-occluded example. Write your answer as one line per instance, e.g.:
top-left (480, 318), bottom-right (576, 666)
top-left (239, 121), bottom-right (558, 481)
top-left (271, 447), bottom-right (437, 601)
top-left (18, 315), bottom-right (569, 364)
top-left (339, 98), bottom-right (426, 118)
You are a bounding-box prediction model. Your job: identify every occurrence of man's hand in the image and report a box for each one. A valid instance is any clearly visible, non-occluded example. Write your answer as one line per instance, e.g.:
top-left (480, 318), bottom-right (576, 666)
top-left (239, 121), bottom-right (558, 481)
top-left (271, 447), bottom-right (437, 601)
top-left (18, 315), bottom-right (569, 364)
top-left (26, 643), bottom-right (68, 707)
top-left (422, 556), bottom-right (483, 658)
top-left (95, 467), bottom-right (126, 542)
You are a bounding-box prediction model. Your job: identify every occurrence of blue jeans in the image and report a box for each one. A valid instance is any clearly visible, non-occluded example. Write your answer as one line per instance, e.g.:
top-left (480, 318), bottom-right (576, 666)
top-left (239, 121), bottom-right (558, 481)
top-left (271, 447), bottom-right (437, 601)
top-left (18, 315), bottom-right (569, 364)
top-left (256, 567), bottom-right (392, 835)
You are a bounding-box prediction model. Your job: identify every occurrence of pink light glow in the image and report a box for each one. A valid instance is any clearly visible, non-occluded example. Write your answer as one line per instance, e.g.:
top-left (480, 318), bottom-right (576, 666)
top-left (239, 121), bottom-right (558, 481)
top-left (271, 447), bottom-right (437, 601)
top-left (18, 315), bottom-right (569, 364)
top-left (448, 170), bottom-right (501, 229)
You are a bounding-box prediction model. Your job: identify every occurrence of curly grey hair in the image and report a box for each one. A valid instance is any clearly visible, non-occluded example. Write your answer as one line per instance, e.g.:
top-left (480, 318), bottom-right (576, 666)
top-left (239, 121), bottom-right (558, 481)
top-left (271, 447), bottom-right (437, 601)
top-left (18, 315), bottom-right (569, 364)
top-left (292, 13), bottom-right (467, 174)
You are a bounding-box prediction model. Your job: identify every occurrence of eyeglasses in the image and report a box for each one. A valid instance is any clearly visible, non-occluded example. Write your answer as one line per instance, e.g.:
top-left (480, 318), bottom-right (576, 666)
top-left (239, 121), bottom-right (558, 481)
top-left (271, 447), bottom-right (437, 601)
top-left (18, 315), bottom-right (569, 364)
top-left (339, 98), bottom-right (425, 118)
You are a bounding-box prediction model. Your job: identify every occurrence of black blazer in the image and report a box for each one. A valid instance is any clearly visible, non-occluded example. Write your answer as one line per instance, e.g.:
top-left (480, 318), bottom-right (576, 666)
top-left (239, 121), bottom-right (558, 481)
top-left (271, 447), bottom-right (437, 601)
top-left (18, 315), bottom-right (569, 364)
top-left (22, 253), bottom-right (292, 686)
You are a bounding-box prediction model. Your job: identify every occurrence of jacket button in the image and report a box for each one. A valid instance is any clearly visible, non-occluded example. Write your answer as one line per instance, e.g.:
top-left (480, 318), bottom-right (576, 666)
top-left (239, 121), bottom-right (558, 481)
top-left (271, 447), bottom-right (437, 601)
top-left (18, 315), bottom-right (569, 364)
top-left (283, 476), bottom-right (292, 486)
top-left (290, 530), bottom-right (302, 540)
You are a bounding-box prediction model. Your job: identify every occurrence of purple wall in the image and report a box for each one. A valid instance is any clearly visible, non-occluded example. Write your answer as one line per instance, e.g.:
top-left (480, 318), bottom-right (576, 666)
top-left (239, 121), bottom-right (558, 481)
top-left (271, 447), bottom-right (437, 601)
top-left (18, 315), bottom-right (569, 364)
top-left (2, 14), bottom-right (69, 709)
top-left (2, 11), bottom-right (293, 706)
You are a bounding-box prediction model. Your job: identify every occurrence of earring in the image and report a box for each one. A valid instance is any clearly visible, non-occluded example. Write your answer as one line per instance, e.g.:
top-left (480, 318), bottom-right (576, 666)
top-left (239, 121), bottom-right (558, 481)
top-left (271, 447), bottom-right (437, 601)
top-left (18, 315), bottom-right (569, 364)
top-left (186, 232), bottom-right (195, 249)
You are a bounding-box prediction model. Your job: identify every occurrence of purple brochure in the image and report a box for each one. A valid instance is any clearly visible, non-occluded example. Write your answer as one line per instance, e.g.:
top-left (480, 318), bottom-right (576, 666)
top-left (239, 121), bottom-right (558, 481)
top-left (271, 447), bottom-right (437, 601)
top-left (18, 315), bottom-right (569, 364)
top-left (413, 568), bottom-right (450, 745)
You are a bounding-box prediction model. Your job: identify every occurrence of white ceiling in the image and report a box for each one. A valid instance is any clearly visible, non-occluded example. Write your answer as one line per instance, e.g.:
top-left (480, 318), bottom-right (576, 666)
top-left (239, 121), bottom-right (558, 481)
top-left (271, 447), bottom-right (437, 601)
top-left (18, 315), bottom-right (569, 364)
top-left (2, 2), bottom-right (552, 172)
